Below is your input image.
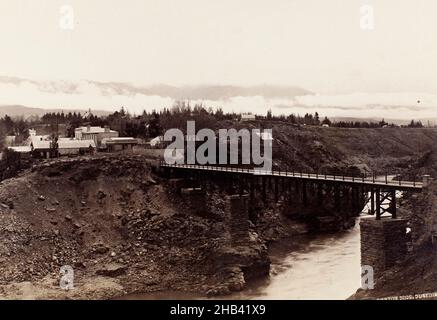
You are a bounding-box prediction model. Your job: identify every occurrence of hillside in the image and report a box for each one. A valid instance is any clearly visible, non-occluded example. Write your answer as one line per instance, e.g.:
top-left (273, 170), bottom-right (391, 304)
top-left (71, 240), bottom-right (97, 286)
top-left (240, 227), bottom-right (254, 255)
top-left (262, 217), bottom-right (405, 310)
top-left (221, 121), bottom-right (437, 177)
top-left (0, 155), bottom-right (268, 299)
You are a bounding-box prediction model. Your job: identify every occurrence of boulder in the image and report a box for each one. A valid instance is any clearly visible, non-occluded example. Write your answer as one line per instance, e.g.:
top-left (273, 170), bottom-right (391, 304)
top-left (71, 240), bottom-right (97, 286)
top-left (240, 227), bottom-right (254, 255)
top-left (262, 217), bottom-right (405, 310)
top-left (95, 263), bottom-right (127, 277)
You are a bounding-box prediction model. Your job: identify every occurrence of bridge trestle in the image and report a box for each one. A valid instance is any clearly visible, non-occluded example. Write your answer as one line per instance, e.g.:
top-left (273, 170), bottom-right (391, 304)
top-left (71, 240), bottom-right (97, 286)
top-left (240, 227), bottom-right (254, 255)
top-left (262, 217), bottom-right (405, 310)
top-left (366, 188), bottom-right (398, 220)
top-left (158, 164), bottom-right (421, 221)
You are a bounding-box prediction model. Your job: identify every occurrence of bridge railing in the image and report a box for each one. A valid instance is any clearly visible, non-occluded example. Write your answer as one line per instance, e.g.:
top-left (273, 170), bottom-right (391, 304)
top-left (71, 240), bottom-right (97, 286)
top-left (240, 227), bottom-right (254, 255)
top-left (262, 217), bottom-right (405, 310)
top-left (159, 162), bottom-right (422, 188)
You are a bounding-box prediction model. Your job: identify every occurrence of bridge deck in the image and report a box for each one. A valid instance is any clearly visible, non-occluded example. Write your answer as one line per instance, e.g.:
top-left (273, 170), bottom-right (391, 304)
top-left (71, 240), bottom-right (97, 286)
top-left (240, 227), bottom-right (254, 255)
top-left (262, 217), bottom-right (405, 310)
top-left (160, 163), bottom-right (423, 191)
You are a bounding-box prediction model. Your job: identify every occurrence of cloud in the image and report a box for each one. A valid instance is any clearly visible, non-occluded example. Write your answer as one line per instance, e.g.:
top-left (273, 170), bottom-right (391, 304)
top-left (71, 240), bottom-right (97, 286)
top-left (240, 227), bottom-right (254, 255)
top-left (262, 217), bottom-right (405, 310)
top-left (0, 76), bottom-right (436, 119)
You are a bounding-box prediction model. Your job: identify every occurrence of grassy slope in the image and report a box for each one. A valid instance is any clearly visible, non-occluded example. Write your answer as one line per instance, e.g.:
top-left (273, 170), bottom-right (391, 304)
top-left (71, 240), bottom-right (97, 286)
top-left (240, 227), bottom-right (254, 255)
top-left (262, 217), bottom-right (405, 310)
top-left (224, 121), bottom-right (437, 175)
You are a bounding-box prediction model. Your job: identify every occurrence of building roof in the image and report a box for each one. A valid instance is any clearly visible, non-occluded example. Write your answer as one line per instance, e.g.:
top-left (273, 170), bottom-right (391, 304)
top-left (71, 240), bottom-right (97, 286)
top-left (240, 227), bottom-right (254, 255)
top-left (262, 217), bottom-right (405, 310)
top-left (30, 135), bottom-right (50, 144)
top-left (5, 136), bottom-right (16, 146)
top-left (30, 135), bottom-right (52, 149)
top-left (32, 140), bottom-right (52, 150)
top-left (150, 136), bottom-right (164, 146)
top-left (8, 146), bottom-right (32, 153)
top-left (75, 126), bottom-right (117, 134)
top-left (241, 114), bottom-right (256, 120)
top-left (58, 139), bottom-right (96, 149)
top-left (32, 139), bottom-right (96, 150)
top-left (102, 137), bottom-right (138, 145)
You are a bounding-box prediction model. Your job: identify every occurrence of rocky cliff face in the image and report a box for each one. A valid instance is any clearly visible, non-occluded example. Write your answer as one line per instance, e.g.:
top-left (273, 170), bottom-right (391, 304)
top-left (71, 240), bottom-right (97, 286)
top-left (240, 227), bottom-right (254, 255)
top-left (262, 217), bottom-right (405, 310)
top-left (0, 155), bottom-right (269, 299)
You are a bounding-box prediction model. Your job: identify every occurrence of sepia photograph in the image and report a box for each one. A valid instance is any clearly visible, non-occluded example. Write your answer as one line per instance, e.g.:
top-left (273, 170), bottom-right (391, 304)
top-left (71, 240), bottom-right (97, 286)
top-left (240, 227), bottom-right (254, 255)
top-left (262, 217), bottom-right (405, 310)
top-left (0, 0), bottom-right (436, 312)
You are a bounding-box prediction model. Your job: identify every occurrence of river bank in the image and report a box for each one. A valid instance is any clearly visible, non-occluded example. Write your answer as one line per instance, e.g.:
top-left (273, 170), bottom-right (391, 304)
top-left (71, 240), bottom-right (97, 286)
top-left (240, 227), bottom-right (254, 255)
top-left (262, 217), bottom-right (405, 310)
top-left (351, 181), bottom-right (437, 300)
top-left (0, 155), bottom-right (272, 299)
top-left (119, 221), bottom-right (361, 300)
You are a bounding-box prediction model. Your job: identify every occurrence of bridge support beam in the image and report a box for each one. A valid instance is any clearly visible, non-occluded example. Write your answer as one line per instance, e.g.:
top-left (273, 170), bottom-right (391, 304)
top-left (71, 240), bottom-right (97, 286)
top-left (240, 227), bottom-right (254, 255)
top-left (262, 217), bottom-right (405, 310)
top-left (261, 177), bottom-right (266, 202)
top-left (181, 187), bottom-right (206, 216)
top-left (274, 178), bottom-right (279, 203)
top-left (391, 190), bottom-right (397, 219)
top-left (370, 189), bottom-right (375, 215)
top-left (228, 194), bottom-right (250, 244)
top-left (360, 217), bottom-right (407, 280)
top-left (375, 189), bottom-right (381, 219)
top-left (302, 181), bottom-right (307, 206)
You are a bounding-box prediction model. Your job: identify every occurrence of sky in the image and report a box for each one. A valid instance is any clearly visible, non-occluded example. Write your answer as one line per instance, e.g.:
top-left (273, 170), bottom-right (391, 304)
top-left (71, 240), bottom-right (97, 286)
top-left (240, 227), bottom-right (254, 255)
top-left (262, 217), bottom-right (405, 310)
top-left (0, 0), bottom-right (436, 118)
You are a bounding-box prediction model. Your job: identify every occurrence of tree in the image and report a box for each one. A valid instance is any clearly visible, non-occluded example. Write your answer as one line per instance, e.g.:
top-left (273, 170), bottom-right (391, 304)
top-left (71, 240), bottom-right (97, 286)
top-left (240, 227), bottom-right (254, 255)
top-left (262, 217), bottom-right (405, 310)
top-left (408, 120), bottom-right (424, 128)
top-left (0, 149), bottom-right (22, 180)
top-left (0, 115), bottom-right (14, 135)
top-left (50, 135), bottom-right (59, 158)
top-left (321, 116), bottom-right (331, 126)
top-left (314, 112), bottom-right (320, 125)
top-left (379, 118), bottom-right (388, 127)
top-left (148, 111), bottom-right (162, 138)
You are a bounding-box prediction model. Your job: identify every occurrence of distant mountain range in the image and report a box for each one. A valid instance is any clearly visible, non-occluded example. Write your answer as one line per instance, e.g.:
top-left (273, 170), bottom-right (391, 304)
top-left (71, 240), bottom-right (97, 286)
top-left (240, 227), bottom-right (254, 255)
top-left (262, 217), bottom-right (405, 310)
top-left (88, 82), bottom-right (313, 100)
top-left (331, 117), bottom-right (437, 126)
top-left (0, 105), bottom-right (111, 118)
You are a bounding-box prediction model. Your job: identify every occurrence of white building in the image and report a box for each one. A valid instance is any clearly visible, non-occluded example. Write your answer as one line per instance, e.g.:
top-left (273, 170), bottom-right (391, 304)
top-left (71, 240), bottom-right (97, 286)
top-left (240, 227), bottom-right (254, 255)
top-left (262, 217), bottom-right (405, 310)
top-left (101, 137), bottom-right (138, 152)
top-left (150, 136), bottom-right (164, 147)
top-left (57, 138), bottom-right (96, 155)
top-left (8, 146), bottom-right (32, 155)
top-left (5, 136), bottom-right (16, 146)
top-left (74, 126), bottom-right (119, 147)
top-left (31, 138), bottom-right (96, 158)
top-left (241, 114), bottom-right (256, 122)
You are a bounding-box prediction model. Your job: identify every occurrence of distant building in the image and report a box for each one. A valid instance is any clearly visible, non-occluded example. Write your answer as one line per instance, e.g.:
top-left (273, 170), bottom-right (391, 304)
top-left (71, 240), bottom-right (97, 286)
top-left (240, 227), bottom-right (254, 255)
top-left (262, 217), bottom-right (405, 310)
top-left (322, 124), bottom-right (330, 128)
top-left (101, 137), bottom-right (138, 152)
top-left (149, 136), bottom-right (164, 148)
top-left (241, 114), bottom-right (256, 122)
top-left (8, 146), bottom-right (32, 153)
top-left (75, 126), bottom-right (119, 147)
top-left (57, 138), bottom-right (96, 156)
top-left (8, 146), bottom-right (32, 158)
top-left (30, 139), bottom-right (53, 159)
top-left (30, 134), bottom-right (50, 144)
top-left (5, 136), bottom-right (16, 146)
top-left (31, 138), bottom-right (96, 158)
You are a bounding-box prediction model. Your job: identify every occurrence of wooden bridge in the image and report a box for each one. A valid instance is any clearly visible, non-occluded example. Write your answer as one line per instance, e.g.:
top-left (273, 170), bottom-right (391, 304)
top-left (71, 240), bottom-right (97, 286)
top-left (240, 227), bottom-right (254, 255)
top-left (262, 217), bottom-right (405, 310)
top-left (159, 162), bottom-right (424, 220)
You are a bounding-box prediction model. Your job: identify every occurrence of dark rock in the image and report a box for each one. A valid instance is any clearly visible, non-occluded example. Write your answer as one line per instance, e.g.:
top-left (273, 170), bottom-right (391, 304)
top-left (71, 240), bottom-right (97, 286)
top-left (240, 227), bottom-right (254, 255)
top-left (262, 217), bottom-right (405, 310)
top-left (95, 263), bottom-right (127, 277)
top-left (94, 245), bottom-right (109, 254)
top-left (97, 191), bottom-right (107, 199)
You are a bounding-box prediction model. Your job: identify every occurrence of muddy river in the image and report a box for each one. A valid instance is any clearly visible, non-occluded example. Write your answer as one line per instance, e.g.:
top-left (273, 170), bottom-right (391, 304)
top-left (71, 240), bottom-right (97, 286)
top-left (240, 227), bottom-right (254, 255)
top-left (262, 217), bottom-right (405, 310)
top-left (124, 219), bottom-right (362, 300)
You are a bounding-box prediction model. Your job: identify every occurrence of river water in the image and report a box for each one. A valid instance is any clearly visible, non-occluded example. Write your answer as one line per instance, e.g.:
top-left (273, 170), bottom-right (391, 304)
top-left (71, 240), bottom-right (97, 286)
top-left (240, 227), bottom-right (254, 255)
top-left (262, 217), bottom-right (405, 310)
top-left (125, 219), bottom-right (362, 300)
top-left (228, 221), bottom-right (361, 300)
